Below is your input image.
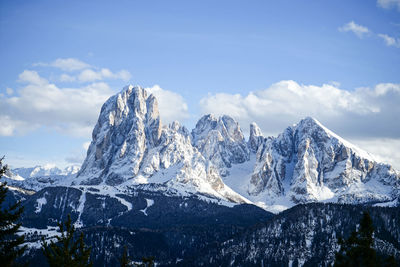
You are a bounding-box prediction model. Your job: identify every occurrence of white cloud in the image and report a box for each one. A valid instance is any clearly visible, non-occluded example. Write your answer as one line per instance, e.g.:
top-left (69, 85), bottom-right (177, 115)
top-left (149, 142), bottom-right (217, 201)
top-left (78, 68), bottom-right (131, 82)
top-left (378, 33), bottom-right (400, 47)
top-left (377, 0), bottom-right (400, 10)
top-left (350, 138), bottom-right (400, 169)
top-left (6, 88), bottom-right (13, 95)
top-left (1, 68), bottom-right (187, 139)
top-left (339, 21), bottom-right (370, 38)
top-left (60, 73), bottom-right (76, 82)
top-left (199, 80), bottom-right (400, 137)
top-left (64, 141), bottom-right (91, 164)
top-left (82, 141), bottom-right (91, 151)
top-left (18, 70), bottom-right (47, 85)
top-left (146, 85), bottom-right (189, 124)
top-left (35, 58), bottom-right (91, 72)
top-left (338, 21), bottom-right (400, 48)
top-left (0, 115), bottom-right (34, 136)
top-left (1, 70), bottom-right (114, 137)
top-left (78, 69), bottom-right (102, 82)
top-left (34, 58), bottom-right (132, 83)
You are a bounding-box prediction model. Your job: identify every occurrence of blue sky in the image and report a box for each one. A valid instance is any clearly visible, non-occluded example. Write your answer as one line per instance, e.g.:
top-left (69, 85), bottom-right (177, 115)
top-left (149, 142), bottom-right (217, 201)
top-left (1, 0), bottom-right (400, 169)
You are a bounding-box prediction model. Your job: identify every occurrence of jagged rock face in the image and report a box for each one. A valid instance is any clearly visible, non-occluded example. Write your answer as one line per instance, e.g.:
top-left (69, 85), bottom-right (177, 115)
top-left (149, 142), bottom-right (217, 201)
top-left (135, 121), bottom-right (228, 198)
top-left (75, 86), bottom-right (247, 203)
top-left (77, 86), bottom-right (162, 185)
top-left (248, 122), bottom-right (264, 153)
top-left (249, 117), bottom-right (400, 204)
top-left (192, 114), bottom-right (250, 176)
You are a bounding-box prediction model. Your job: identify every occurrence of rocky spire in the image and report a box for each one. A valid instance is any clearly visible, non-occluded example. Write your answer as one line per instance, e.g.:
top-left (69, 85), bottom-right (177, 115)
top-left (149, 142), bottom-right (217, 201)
top-left (248, 122), bottom-right (264, 153)
top-left (76, 85), bottom-right (162, 185)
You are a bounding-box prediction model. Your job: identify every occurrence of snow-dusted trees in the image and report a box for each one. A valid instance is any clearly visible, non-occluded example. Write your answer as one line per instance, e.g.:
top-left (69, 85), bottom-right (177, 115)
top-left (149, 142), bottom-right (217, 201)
top-left (0, 157), bottom-right (26, 267)
top-left (42, 214), bottom-right (92, 267)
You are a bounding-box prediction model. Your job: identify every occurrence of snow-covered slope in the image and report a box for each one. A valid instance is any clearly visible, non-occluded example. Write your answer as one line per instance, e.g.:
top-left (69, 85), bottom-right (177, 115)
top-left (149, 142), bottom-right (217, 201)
top-left (4, 165), bottom-right (80, 191)
top-left (11, 164), bottom-right (79, 179)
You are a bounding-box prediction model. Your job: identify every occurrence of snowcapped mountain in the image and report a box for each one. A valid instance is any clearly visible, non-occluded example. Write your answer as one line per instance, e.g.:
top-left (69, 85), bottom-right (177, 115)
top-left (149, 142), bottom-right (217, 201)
top-left (75, 85), bottom-right (248, 203)
top-left (243, 117), bottom-right (400, 211)
top-left (5, 165), bottom-right (80, 191)
top-left (6, 86), bottom-right (400, 266)
top-left (8, 85), bottom-right (400, 266)
top-left (191, 114), bottom-right (250, 177)
top-left (9, 85), bottom-right (400, 212)
top-left (11, 164), bottom-right (80, 179)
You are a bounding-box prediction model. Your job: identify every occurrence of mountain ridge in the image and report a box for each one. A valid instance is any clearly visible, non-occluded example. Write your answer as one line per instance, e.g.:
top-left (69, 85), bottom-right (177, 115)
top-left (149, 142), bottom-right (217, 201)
top-left (7, 85), bottom-right (400, 213)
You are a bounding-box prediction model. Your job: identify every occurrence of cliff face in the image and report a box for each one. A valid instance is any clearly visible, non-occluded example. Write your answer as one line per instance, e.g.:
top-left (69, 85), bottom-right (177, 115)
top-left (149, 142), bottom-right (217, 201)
top-left (248, 117), bottom-right (400, 205)
top-left (75, 85), bottom-right (248, 203)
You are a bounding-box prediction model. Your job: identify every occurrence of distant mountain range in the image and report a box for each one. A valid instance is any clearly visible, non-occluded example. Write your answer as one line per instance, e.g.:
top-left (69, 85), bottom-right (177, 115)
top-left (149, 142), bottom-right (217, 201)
top-left (4, 85), bottom-right (399, 266)
top-left (5, 164), bottom-right (79, 192)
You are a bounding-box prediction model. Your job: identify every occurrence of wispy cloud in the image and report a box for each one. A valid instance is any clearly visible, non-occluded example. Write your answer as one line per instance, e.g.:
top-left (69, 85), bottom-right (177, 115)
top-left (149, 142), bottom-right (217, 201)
top-left (377, 0), bottom-right (400, 11)
top-left (35, 58), bottom-right (132, 83)
top-left (339, 21), bottom-right (400, 48)
top-left (78, 68), bottom-right (131, 82)
top-left (338, 21), bottom-right (370, 38)
top-left (35, 58), bottom-right (91, 72)
top-left (378, 33), bottom-right (400, 47)
top-left (60, 73), bottom-right (76, 82)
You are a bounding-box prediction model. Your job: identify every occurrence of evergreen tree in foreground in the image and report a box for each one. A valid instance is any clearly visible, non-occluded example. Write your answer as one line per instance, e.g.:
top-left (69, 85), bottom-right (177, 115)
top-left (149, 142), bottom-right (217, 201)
top-left (0, 157), bottom-right (26, 267)
top-left (120, 246), bottom-right (131, 267)
top-left (119, 246), bottom-right (154, 267)
top-left (42, 214), bottom-right (92, 267)
top-left (334, 211), bottom-right (377, 267)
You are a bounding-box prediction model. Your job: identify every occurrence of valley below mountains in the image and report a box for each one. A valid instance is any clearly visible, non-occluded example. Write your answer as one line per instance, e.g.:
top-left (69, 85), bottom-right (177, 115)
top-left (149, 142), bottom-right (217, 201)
top-left (4, 85), bottom-right (400, 266)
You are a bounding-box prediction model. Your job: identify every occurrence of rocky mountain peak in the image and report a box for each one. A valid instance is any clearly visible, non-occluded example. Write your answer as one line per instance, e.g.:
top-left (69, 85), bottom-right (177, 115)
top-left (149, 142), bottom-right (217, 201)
top-left (76, 85), bottom-right (162, 185)
top-left (248, 116), bottom-right (399, 207)
top-left (65, 85), bottom-right (399, 211)
top-left (73, 87), bottom-right (248, 203)
top-left (192, 114), bottom-right (250, 176)
top-left (249, 122), bottom-right (264, 153)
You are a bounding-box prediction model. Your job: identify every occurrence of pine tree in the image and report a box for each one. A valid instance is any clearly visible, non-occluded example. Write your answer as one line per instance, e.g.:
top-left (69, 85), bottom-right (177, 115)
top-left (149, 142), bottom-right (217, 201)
top-left (119, 246), bottom-right (155, 267)
top-left (383, 255), bottom-right (397, 267)
top-left (42, 214), bottom-right (92, 267)
top-left (0, 157), bottom-right (26, 267)
top-left (120, 246), bottom-right (131, 267)
top-left (334, 211), bottom-right (377, 267)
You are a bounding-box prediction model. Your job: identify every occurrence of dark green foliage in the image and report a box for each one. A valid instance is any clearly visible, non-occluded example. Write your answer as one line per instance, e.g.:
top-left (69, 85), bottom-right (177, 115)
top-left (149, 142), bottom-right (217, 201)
top-left (41, 214), bottom-right (92, 267)
top-left (0, 157), bottom-right (26, 267)
top-left (119, 245), bottom-right (155, 267)
top-left (334, 211), bottom-right (377, 267)
top-left (383, 255), bottom-right (397, 267)
top-left (120, 246), bottom-right (131, 267)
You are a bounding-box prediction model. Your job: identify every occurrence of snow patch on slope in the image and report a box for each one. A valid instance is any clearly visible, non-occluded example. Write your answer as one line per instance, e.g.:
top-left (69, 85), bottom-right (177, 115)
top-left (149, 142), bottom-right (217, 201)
top-left (35, 192), bottom-right (48, 213)
top-left (140, 198), bottom-right (154, 216)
